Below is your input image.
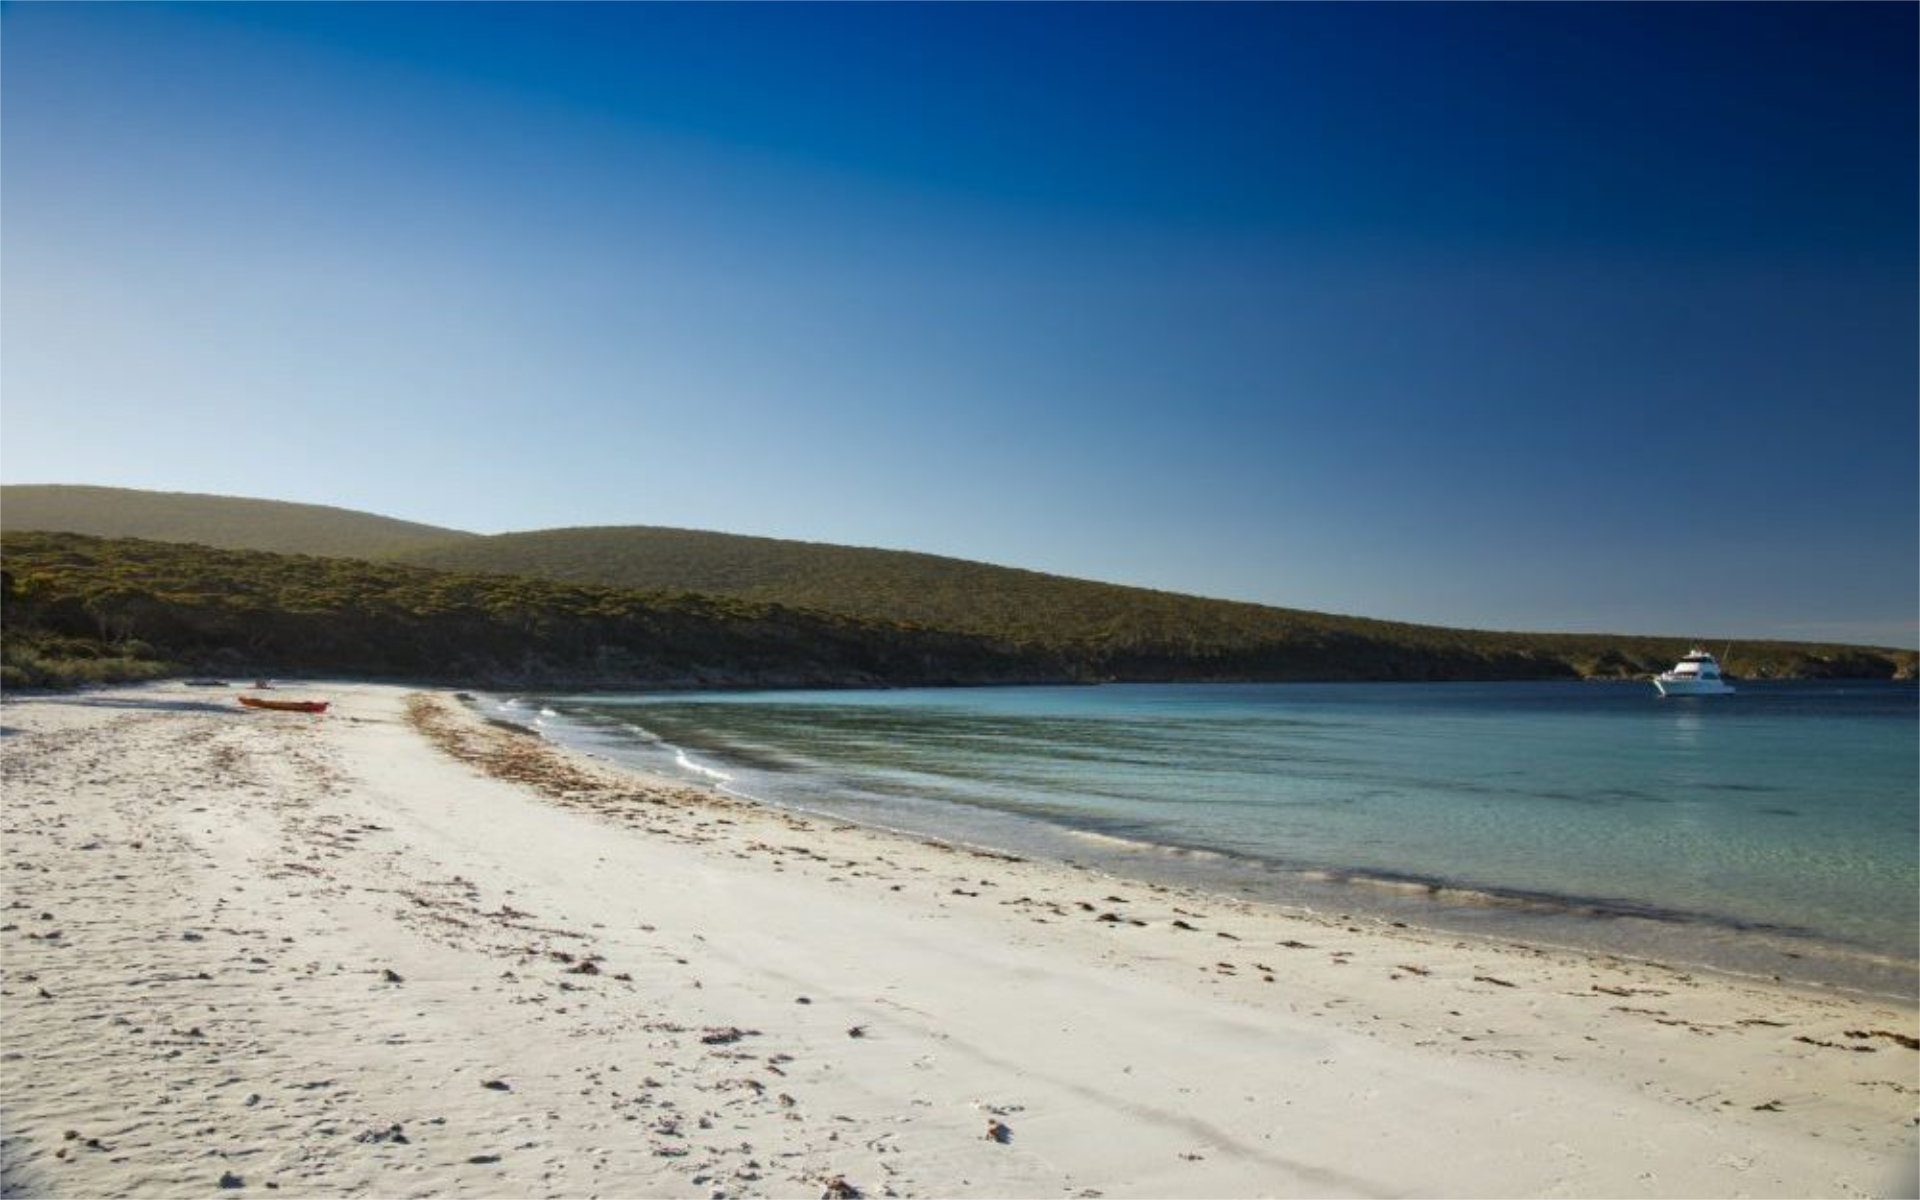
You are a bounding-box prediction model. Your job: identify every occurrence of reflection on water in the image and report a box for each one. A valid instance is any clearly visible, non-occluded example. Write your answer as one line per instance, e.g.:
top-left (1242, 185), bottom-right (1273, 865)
top-left (517, 680), bottom-right (1918, 995)
top-left (1667, 707), bottom-right (1706, 747)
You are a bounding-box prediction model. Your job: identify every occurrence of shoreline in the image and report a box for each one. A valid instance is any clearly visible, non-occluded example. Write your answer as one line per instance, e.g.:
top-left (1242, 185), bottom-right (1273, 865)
top-left (3, 680), bottom-right (1915, 1197)
top-left (512, 682), bottom-right (1920, 1002)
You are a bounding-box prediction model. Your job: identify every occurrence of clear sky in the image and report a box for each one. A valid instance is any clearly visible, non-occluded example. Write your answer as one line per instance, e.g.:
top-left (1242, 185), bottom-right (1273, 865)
top-left (4, 3), bottom-right (1915, 645)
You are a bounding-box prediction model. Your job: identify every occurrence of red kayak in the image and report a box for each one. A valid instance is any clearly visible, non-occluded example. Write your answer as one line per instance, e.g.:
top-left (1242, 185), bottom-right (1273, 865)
top-left (237, 696), bottom-right (330, 714)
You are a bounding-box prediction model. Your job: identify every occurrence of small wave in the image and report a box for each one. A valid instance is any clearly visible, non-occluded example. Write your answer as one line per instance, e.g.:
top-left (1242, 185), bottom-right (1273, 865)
top-left (484, 703), bottom-right (540, 733)
top-left (1060, 827), bottom-right (1229, 863)
top-left (1059, 829), bottom-right (1827, 940)
top-left (674, 748), bottom-right (732, 783)
top-left (1297, 865), bottom-right (1826, 937)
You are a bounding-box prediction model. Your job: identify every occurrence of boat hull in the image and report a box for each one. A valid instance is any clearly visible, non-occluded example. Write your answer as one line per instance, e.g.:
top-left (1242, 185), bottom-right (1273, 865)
top-left (1652, 677), bottom-right (1735, 697)
top-left (237, 696), bottom-right (330, 714)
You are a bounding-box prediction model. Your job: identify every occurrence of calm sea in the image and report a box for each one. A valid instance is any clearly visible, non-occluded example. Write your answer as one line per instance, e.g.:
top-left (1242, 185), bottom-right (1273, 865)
top-left (505, 681), bottom-right (1918, 997)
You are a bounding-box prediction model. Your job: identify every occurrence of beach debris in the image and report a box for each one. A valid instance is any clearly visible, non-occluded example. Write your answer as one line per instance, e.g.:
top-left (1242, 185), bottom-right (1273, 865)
top-left (1794, 1035), bottom-right (1875, 1053)
top-left (382, 969), bottom-right (404, 983)
top-left (847, 1025), bottom-right (868, 1039)
top-left (467, 1154), bottom-right (503, 1164)
top-left (1278, 939), bottom-right (1313, 949)
top-left (1396, 964), bottom-right (1431, 976)
top-left (356, 1123), bottom-right (409, 1144)
top-left (821, 1176), bottom-right (863, 1199)
top-left (481, 1078), bottom-right (512, 1091)
top-left (1170, 920), bottom-right (1198, 932)
top-left (1215, 931), bottom-right (1241, 940)
top-left (1847, 1028), bottom-right (1920, 1050)
top-left (565, 959), bottom-right (601, 975)
top-left (1473, 975), bottom-right (1518, 988)
top-left (218, 1171), bottom-right (245, 1188)
top-left (1751, 1100), bottom-right (1784, 1112)
top-left (701, 1027), bottom-right (757, 1045)
top-left (985, 1119), bottom-right (1013, 1144)
top-left (795, 996), bottom-right (813, 1004)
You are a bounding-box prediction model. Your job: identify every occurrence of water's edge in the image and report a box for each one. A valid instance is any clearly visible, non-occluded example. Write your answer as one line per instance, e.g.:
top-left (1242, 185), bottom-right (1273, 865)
top-left (482, 685), bottom-right (1919, 1000)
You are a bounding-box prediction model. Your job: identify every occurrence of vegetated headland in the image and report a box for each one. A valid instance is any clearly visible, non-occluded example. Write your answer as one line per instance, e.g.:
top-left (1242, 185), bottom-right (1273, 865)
top-left (2, 485), bottom-right (1912, 690)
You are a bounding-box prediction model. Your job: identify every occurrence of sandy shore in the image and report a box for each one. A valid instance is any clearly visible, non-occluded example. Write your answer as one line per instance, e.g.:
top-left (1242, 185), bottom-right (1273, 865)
top-left (2, 681), bottom-right (1914, 1198)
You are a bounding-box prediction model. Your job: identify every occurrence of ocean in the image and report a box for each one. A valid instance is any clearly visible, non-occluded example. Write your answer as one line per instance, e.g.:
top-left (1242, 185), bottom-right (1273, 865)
top-left (500, 680), bottom-right (1918, 997)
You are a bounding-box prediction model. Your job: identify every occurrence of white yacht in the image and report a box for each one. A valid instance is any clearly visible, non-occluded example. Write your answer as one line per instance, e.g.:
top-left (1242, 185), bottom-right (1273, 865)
top-left (1653, 648), bottom-right (1735, 696)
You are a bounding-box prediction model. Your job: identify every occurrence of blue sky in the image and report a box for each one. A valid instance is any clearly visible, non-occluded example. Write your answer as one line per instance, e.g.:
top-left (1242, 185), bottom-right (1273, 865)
top-left (3, 3), bottom-right (1914, 645)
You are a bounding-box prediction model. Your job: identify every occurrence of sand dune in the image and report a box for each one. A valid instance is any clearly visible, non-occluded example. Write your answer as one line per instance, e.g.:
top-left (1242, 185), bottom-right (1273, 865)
top-left (2, 681), bottom-right (1913, 1198)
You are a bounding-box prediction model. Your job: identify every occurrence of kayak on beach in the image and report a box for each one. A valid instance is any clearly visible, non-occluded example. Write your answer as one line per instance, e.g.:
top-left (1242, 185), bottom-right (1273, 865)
top-left (237, 696), bottom-right (330, 714)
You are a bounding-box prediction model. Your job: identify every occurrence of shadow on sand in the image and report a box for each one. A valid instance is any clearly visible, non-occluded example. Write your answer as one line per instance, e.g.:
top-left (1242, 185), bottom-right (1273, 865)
top-left (39, 696), bottom-right (241, 716)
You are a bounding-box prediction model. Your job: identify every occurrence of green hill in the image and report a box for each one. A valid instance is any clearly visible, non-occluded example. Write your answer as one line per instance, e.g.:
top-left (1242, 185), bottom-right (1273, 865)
top-left (394, 526), bottom-right (1914, 682)
top-left (0, 532), bottom-right (1053, 689)
top-left (2, 487), bottom-right (1909, 682)
top-left (0, 485), bottom-right (475, 559)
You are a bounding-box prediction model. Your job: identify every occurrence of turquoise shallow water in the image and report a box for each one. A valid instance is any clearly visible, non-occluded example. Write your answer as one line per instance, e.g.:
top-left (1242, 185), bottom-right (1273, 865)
top-left (511, 680), bottom-right (1918, 996)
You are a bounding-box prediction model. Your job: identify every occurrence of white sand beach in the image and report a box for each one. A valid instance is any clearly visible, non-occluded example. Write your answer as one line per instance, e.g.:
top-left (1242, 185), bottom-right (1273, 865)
top-left (2, 681), bottom-right (1914, 1198)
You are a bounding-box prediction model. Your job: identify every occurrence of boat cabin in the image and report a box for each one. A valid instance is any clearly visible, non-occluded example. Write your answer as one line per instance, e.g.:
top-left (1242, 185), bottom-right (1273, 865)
top-left (1667, 650), bottom-right (1722, 679)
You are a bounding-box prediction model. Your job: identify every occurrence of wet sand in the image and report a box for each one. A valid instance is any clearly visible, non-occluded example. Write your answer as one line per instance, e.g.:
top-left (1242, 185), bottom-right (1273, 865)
top-left (2, 681), bottom-right (1914, 1197)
